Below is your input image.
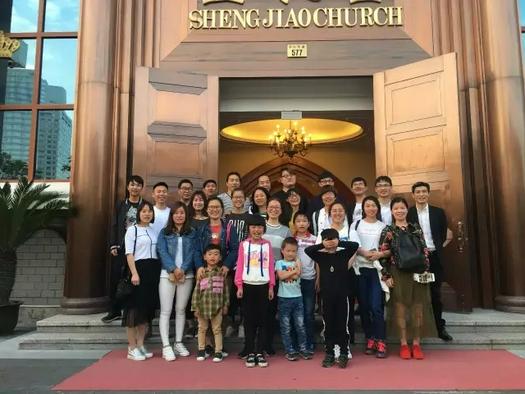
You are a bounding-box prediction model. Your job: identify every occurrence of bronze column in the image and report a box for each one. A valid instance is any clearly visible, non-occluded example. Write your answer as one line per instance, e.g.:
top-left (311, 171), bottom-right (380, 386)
top-left (479, 0), bottom-right (525, 312)
top-left (61, 0), bottom-right (117, 313)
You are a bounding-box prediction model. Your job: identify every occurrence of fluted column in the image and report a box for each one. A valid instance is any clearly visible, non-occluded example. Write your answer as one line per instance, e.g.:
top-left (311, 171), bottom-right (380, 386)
top-left (479, 0), bottom-right (525, 312)
top-left (61, 0), bottom-right (117, 313)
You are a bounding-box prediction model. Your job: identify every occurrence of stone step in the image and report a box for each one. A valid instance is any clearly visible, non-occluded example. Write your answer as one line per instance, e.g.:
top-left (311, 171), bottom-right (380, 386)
top-left (18, 331), bottom-right (525, 351)
top-left (36, 310), bottom-right (525, 334)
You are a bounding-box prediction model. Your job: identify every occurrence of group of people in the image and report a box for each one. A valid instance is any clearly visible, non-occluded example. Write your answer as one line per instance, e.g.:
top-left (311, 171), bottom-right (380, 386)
top-left (103, 167), bottom-right (453, 368)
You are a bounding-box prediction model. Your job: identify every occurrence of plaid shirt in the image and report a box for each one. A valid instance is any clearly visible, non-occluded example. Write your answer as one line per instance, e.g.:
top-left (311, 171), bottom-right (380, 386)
top-left (191, 266), bottom-right (230, 319)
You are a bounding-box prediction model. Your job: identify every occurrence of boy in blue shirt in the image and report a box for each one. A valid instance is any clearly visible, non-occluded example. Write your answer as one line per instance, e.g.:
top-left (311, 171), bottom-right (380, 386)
top-left (276, 237), bottom-right (313, 361)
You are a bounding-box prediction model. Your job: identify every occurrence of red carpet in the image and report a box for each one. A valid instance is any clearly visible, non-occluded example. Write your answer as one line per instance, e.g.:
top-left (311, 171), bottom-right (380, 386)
top-left (54, 349), bottom-right (525, 391)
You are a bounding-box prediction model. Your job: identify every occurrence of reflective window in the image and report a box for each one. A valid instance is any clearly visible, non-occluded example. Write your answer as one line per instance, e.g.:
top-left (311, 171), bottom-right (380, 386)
top-left (0, 111), bottom-right (31, 179)
top-left (520, 0), bottom-right (525, 26)
top-left (0, 0), bottom-right (38, 33)
top-left (40, 39), bottom-right (78, 104)
top-left (44, 0), bottom-right (80, 32)
top-left (0, 39), bottom-right (37, 105)
top-left (35, 110), bottom-right (73, 179)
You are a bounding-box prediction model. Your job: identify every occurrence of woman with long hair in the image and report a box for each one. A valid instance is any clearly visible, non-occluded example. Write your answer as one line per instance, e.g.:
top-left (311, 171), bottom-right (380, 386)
top-left (188, 190), bottom-right (208, 229)
top-left (157, 202), bottom-right (200, 361)
top-left (379, 197), bottom-right (436, 360)
top-left (350, 195), bottom-right (387, 358)
top-left (122, 200), bottom-right (160, 361)
top-left (249, 187), bottom-right (271, 219)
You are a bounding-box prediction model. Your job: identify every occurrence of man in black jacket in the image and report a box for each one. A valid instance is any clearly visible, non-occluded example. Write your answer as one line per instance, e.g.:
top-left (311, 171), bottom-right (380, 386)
top-left (101, 175), bottom-right (144, 323)
top-left (408, 181), bottom-right (454, 341)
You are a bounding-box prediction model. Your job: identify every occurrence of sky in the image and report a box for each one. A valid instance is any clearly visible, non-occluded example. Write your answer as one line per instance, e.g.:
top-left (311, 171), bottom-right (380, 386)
top-left (9, 0), bottom-right (79, 104)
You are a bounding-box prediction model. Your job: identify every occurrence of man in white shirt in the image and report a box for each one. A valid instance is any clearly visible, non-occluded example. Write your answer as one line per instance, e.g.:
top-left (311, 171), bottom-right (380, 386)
top-left (217, 171), bottom-right (250, 215)
top-left (408, 181), bottom-right (454, 342)
top-left (375, 175), bottom-right (393, 225)
top-left (151, 182), bottom-right (171, 237)
top-left (348, 177), bottom-right (368, 222)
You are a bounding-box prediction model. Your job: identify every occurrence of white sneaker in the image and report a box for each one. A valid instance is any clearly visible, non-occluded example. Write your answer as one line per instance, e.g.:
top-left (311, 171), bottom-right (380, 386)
top-left (174, 342), bottom-right (190, 357)
top-left (238, 325), bottom-right (245, 339)
top-left (138, 345), bottom-right (153, 359)
top-left (127, 347), bottom-right (146, 361)
top-left (162, 345), bottom-right (176, 362)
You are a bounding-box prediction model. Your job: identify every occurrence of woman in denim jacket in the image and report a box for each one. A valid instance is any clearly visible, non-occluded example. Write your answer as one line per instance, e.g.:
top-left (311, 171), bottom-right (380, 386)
top-left (157, 202), bottom-right (200, 361)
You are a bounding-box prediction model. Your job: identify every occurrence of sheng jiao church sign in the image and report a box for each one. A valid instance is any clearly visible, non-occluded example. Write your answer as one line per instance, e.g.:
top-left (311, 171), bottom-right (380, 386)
top-left (189, 0), bottom-right (403, 30)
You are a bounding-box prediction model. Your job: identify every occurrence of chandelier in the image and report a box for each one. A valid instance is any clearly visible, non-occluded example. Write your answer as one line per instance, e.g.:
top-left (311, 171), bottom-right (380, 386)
top-left (269, 121), bottom-right (311, 159)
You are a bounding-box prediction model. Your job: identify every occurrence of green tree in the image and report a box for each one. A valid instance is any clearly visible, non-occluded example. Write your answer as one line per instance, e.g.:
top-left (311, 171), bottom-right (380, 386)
top-left (0, 177), bottom-right (72, 305)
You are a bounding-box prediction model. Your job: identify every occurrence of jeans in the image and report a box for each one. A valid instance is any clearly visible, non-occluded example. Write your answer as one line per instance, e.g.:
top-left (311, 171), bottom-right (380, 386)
top-left (300, 279), bottom-right (316, 351)
top-left (278, 296), bottom-right (308, 354)
top-left (358, 268), bottom-right (385, 340)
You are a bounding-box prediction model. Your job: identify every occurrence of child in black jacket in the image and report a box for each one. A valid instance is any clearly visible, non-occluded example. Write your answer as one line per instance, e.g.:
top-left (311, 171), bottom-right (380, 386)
top-left (305, 228), bottom-right (359, 369)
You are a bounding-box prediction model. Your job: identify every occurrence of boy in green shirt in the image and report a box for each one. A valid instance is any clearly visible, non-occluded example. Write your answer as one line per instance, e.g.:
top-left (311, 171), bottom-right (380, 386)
top-left (191, 244), bottom-right (230, 362)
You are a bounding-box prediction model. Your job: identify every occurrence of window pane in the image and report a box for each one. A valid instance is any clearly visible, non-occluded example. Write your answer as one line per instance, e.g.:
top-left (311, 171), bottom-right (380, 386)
top-left (0, 39), bottom-right (36, 104)
top-left (0, 0), bottom-right (39, 33)
top-left (0, 110), bottom-right (31, 179)
top-left (39, 39), bottom-right (77, 104)
top-left (35, 110), bottom-right (73, 180)
top-left (44, 0), bottom-right (80, 32)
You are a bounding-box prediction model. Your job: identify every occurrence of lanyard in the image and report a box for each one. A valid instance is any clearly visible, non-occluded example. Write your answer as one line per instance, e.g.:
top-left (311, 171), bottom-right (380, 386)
top-left (246, 241), bottom-right (264, 277)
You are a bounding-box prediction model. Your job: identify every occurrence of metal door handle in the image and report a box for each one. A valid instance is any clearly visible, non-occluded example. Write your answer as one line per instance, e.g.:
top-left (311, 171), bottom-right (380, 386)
top-left (457, 221), bottom-right (465, 253)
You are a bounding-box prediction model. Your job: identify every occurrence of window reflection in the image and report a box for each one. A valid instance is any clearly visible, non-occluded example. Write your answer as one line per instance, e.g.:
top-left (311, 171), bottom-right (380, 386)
top-left (520, 0), bottom-right (525, 26)
top-left (0, 0), bottom-right (38, 33)
top-left (44, 0), bottom-right (79, 32)
top-left (0, 39), bottom-right (36, 105)
top-left (35, 110), bottom-right (73, 179)
top-left (39, 39), bottom-right (77, 104)
top-left (0, 110), bottom-right (31, 179)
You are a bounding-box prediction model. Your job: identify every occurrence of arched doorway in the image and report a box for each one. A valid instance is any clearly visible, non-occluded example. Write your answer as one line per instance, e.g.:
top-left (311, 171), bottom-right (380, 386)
top-left (242, 156), bottom-right (354, 203)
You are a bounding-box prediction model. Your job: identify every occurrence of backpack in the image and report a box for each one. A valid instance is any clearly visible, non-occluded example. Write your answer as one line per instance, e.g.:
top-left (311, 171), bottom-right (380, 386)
top-left (396, 229), bottom-right (427, 273)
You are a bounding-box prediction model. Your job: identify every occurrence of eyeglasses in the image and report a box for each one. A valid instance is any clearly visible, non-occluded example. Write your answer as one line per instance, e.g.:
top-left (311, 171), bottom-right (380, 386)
top-left (180, 186), bottom-right (193, 191)
top-left (376, 183), bottom-right (391, 188)
top-left (207, 205), bottom-right (222, 210)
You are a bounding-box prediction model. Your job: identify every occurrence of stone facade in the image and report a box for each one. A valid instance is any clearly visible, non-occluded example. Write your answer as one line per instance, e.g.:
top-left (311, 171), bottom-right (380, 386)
top-left (11, 230), bottom-right (65, 305)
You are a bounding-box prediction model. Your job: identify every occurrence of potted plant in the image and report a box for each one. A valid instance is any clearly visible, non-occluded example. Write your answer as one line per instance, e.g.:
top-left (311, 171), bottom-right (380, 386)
top-left (0, 177), bottom-right (71, 334)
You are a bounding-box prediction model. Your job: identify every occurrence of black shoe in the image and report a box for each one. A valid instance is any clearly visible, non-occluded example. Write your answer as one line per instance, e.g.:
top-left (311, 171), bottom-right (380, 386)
top-left (101, 311), bottom-right (121, 323)
top-left (204, 344), bottom-right (214, 358)
top-left (238, 348), bottom-right (249, 359)
top-left (338, 354), bottom-right (349, 369)
top-left (300, 350), bottom-right (314, 360)
top-left (212, 352), bottom-right (223, 363)
top-left (438, 329), bottom-right (453, 341)
top-left (245, 353), bottom-right (256, 368)
top-left (256, 353), bottom-right (268, 367)
top-left (196, 350), bottom-right (206, 361)
top-left (286, 352), bottom-right (299, 361)
top-left (322, 354), bottom-right (335, 368)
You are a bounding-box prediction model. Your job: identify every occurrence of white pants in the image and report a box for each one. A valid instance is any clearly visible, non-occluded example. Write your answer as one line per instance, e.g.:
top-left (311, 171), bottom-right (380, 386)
top-left (158, 276), bottom-right (194, 346)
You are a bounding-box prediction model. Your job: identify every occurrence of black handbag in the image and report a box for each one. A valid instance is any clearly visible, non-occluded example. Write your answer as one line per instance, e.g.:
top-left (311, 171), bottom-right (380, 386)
top-left (396, 229), bottom-right (427, 273)
top-left (115, 225), bottom-right (137, 301)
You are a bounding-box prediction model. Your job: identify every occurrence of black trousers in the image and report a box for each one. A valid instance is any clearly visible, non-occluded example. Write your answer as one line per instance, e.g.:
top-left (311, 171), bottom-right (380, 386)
top-left (264, 286), bottom-right (278, 351)
top-left (109, 252), bottom-right (127, 313)
top-left (322, 293), bottom-right (349, 356)
top-left (243, 284), bottom-right (269, 354)
top-left (429, 251), bottom-right (446, 332)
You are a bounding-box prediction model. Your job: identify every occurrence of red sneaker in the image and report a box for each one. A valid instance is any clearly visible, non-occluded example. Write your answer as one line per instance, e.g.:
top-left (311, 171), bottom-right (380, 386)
top-left (365, 339), bottom-right (376, 355)
top-left (376, 340), bottom-right (387, 358)
top-left (399, 344), bottom-right (411, 360)
top-left (412, 344), bottom-right (425, 360)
